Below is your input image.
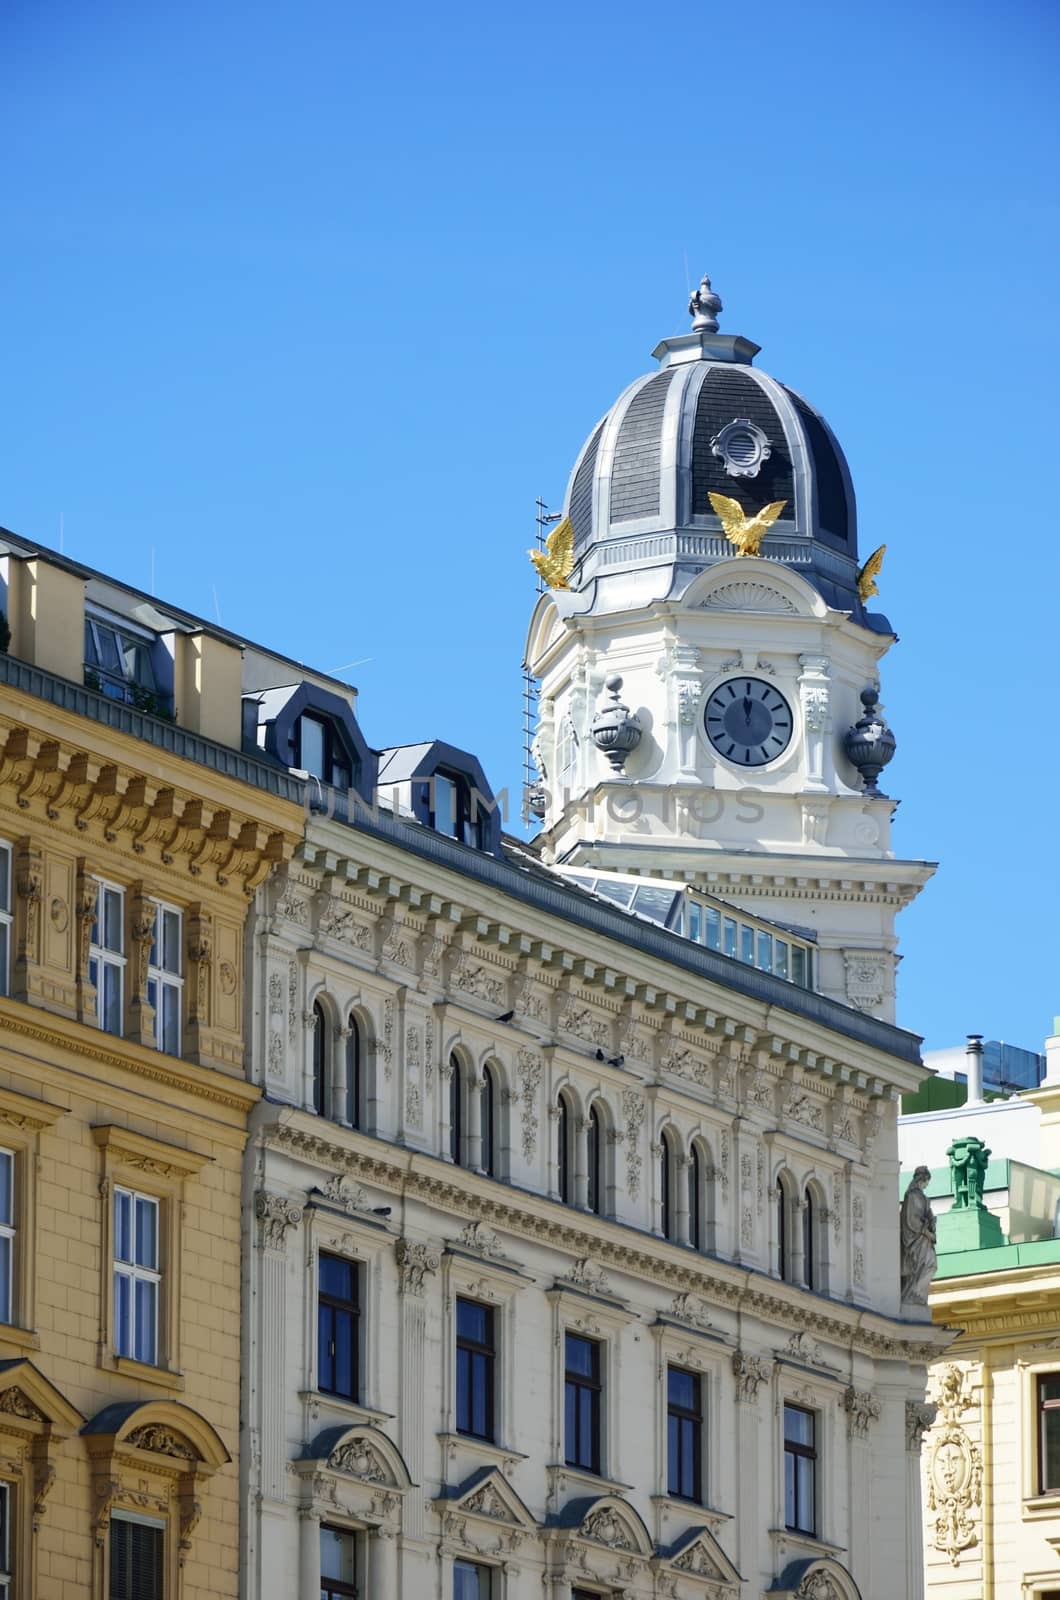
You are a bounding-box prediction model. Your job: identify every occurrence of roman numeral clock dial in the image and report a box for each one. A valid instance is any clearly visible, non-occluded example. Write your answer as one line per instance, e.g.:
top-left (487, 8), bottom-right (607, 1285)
top-left (704, 677), bottom-right (793, 767)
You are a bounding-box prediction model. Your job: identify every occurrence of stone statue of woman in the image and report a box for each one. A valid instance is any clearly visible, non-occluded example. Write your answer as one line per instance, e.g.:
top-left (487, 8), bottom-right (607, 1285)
top-left (900, 1165), bottom-right (937, 1306)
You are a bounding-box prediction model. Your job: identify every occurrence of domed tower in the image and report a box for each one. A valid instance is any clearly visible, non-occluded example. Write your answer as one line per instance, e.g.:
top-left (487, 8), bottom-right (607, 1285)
top-left (525, 277), bottom-right (934, 1023)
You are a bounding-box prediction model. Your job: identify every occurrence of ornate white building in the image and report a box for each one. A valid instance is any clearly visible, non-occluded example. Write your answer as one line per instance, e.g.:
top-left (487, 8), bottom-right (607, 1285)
top-left (238, 283), bottom-right (949, 1600)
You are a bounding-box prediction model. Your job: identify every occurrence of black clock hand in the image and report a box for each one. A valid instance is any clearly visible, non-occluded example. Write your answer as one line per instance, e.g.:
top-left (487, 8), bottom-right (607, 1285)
top-left (742, 696), bottom-right (753, 726)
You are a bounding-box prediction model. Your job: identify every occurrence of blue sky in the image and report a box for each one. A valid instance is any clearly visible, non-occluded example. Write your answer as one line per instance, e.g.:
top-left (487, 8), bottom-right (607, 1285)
top-left (3, 0), bottom-right (1058, 1052)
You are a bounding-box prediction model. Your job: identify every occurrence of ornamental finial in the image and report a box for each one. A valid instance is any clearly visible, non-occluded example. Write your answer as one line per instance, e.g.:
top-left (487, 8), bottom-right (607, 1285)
top-left (689, 272), bottom-right (722, 333)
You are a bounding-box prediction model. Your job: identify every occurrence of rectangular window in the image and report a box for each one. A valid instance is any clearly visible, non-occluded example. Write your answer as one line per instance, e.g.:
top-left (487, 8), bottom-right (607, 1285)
top-left (687, 902), bottom-right (702, 942)
top-left (109, 1514), bottom-right (164, 1600)
top-left (722, 916), bottom-right (737, 958)
top-left (456, 1298), bottom-right (495, 1441)
top-left (146, 901), bottom-right (182, 1056)
top-left (0, 1152), bottom-right (14, 1326)
top-left (564, 1332), bottom-right (601, 1474)
top-left (454, 1559), bottom-right (492, 1600)
top-left (0, 844), bottom-right (10, 998)
top-left (667, 1365), bottom-right (702, 1502)
top-left (705, 906), bottom-right (721, 951)
top-left (113, 1188), bottom-right (160, 1365)
top-left (89, 881), bottom-right (125, 1037)
top-left (784, 1404), bottom-right (817, 1535)
top-left (1039, 1374), bottom-right (1060, 1492)
top-left (318, 1254), bottom-right (360, 1402)
top-left (320, 1525), bottom-right (359, 1599)
top-left (0, 1483), bottom-right (10, 1597)
top-left (739, 923), bottom-right (754, 964)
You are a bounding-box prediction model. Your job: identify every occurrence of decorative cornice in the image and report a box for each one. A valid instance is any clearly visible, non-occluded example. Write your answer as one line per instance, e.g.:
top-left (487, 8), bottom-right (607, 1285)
top-left (261, 1120), bottom-right (944, 1366)
top-left (0, 714), bottom-right (300, 896)
top-left (0, 999), bottom-right (260, 1115)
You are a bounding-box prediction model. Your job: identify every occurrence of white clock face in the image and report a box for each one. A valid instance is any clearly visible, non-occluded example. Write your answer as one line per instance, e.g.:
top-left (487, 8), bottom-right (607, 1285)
top-left (704, 677), bottom-right (793, 767)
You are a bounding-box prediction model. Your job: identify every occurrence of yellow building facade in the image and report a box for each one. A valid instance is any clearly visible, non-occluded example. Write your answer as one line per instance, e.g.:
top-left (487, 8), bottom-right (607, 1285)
top-left (0, 543), bottom-right (303, 1599)
top-left (904, 1072), bottom-right (1060, 1599)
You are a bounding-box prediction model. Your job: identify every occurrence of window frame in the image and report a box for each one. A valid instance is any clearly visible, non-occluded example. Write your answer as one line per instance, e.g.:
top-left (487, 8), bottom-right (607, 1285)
top-left (783, 1402), bottom-right (818, 1536)
top-left (317, 1252), bottom-right (362, 1405)
top-left (453, 1557), bottom-right (494, 1599)
top-left (480, 1064), bottom-right (498, 1179)
top-left (667, 1364), bottom-right (703, 1504)
top-left (455, 1297), bottom-right (496, 1443)
top-left (345, 1015), bottom-right (362, 1129)
top-left (296, 713), bottom-right (354, 792)
top-left (586, 1102), bottom-right (603, 1216)
top-left (145, 899), bottom-right (183, 1057)
top-left (319, 1521), bottom-right (360, 1600)
top-left (312, 1000), bottom-right (328, 1117)
top-left (93, 1125), bottom-right (208, 1384)
top-left (556, 1092), bottom-right (574, 1204)
top-left (0, 1151), bottom-right (15, 1330)
top-left (1039, 1374), bottom-right (1060, 1495)
top-left (107, 1509), bottom-right (165, 1600)
top-left (0, 1481), bottom-right (10, 1598)
top-left (564, 1331), bottom-right (602, 1476)
top-left (112, 1186), bottom-right (161, 1367)
top-left (89, 878), bottom-right (126, 1038)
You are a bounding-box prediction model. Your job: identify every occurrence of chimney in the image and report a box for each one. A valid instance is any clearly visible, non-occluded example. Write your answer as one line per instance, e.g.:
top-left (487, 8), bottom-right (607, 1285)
top-left (965, 1033), bottom-right (984, 1105)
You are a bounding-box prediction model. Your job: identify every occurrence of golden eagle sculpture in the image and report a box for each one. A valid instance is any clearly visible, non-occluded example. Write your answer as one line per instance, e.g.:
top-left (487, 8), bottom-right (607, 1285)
top-left (857, 544), bottom-right (886, 602)
top-left (708, 492), bottom-right (787, 557)
top-left (529, 515), bottom-right (575, 590)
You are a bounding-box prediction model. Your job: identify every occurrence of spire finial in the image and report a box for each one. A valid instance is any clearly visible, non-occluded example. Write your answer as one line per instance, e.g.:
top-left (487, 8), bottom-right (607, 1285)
top-left (688, 272), bottom-right (722, 333)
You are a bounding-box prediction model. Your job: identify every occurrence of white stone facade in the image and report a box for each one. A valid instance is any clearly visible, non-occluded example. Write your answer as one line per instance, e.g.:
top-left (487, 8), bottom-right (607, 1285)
top-left (239, 813), bottom-right (947, 1600)
top-left (525, 558), bottom-right (934, 1025)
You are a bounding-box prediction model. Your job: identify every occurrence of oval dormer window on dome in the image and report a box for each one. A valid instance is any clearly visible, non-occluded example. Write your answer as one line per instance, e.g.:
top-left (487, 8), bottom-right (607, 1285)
top-left (711, 417), bottom-right (771, 480)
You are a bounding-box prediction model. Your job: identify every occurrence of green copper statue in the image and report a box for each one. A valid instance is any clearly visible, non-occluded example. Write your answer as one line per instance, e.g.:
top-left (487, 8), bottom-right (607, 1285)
top-left (947, 1136), bottom-right (990, 1209)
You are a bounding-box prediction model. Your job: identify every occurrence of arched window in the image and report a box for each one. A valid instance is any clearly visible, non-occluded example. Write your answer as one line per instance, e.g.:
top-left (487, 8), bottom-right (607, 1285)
top-left (481, 1065), bottom-right (498, 1178)
top-left (345, 1016), bottom-right (361, 1128)
top-left (660, 1130), bottom-right (677, 1241)
top-left (689, 1143), bottom-right (703, 1250)
top-left (557, 1093), bottom-right (574, 1204)
top-left (777, 1173), bottom-right (798, 1282)
top-left (803, 1181), bottom-right (828, 1293)
top-left (587, 1103), bottom-right (603, 1215)
top-left (312, 1001), bottom-right (327, 1116)
top-left (803, 1188), bottom-right (816, 1289)
top-left (449, 1054), bottom-right (464, 1165)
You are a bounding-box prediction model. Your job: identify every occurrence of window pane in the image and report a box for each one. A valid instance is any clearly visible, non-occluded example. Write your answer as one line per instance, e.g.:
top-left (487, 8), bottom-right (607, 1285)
top-left (705, 907), bottom-right (721, 950)
top-left (94, 625), bottom-right (122, 675)
top-left (114, 1192), bottom-right (131, 1262)
top-left (791, 947), bottom-right (807, 986)
top-left (319, 1255), bottom-right (354, 1302)
top-left (0, 1153), bottom-right (12, 1229)
top-left (102, 964), bottom-right (122, 1035)
top-left (457, 1299), bottom-right (489, 1345)
top-left (774, 940), bottom-right (789, 979)
top-left (134, 1277), bottom-right (157, 1364)
top-left (785, 1448), bottom-right (796, 1526)
top-left (0, 1235), bottom-right (12, 1325)
top-left (454, 1561), bottom-right (491, 1600)
top-left (434, 776), bottom-right (456, 837)
top-left (103, 889), bottom-right (123, 952)
top-left (1041, 1375), bottom-right (1060, 1406)
top-left (785, 1405), bottom-right (814, 1447)
top-left (161, 910), bottom-right (181, 973)
top-left (796, 1455), bottom-right (815, 1529)
top-left (688, 903), bottom-right (701, 942)
top-left (723, 917), bottom-right (737, 957)
top-left (0, 923), bottom-right (7, 998)
top-left (300, 716), bottom-right (326, 779)
top-left (320, 1526), bottom-right (357, 1583)
top-left (161, 984), bottom-right (180, 1055)
top-left (0, 851), bottom-right (9, 911)
top-left (333, 1309), bottom-right (355, 1397)
top-left (739, 924), bottom-right (754, 964)
top-left (565, 1334), bottom-right (595, 1378)
top-left (756, 930), bottom-right (772, 971)
top-left (1044, 1405), bottom-right (1060, 1489)
top-left (114, 1271), bottom-right (131, 1356)
top-left (668, 1367), bottom-right (697, 1410)
top-left (135, 1197), bottom-right (158, 1269)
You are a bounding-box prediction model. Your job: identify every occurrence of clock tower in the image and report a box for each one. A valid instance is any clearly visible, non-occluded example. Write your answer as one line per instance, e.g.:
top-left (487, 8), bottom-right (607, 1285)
top-left (525, 277), bottom-right (934, 1023)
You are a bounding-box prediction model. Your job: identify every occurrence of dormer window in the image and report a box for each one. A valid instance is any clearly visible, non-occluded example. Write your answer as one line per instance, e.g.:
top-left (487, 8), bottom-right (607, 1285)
top-left (84, 612), bottom-right (169, 716)
top-left (296, 714), bottom-right (353, 791)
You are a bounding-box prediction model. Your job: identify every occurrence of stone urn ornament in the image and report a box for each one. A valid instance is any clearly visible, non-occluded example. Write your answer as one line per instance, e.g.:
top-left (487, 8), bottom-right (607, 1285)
top-left (843, 687), bottom-right (896, 796)
top-left (590, 675), bottom-right (642, 773)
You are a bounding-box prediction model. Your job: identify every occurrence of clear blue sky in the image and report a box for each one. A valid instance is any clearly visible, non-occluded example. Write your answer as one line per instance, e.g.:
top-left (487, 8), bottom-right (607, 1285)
top-left (4, 0), bottom-right (1058, 1052)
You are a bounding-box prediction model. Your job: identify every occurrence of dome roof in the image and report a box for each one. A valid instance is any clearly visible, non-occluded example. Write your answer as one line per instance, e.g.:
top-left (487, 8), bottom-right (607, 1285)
top-left (560, 277), bottom-right (882, 626)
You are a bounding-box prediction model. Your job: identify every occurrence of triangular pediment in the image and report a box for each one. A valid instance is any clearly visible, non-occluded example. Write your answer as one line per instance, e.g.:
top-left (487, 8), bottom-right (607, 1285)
top-left (437, 1467), bottom-right (537, 1530)
top-left (659, 1523), bottom-right (742, 1588)
top-left (0, 1359), bottom-right (83, 1435)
